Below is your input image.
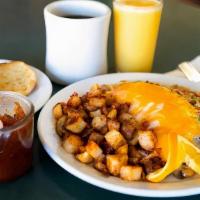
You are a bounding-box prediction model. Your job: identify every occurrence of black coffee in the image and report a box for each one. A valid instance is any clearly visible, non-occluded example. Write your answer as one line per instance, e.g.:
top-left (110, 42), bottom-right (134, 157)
top-left (61, 15), bottom-right (94, 19)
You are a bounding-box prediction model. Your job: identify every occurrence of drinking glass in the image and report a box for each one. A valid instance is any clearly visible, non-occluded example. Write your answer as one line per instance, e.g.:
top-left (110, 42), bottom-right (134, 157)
top-left (113, 0), bottom-right (163, 72)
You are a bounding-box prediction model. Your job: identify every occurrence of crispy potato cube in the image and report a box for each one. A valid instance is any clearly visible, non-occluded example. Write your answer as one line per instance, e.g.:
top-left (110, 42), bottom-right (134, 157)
top-left (53, 103), bottom-right (63, 119)
top-left (88, 84), bottom-right (102, 97)
top-left (118, 113), bottom-right (133, 123)
top-left (92, 115), bottom-right (107, 131)
top-left (67, 93), bottom-right (81, 108)
top-left (86, 141), bottom-right (103, 159)
top-left (120, 166), bottom-right (143, 181)
top-left (66, 108), bottom-right (81, 119)
top-left (88, 132), bottom-right (104, 144)
top-left (94, 160), bottom-right (108, 174)
top-left (106, 154), bottom-right (128, 176)
top-left (62, 134), bottom-right (83, 154)
top-left (138, 130), bottom-right (157, 151)
top-left (79, 146), bottom-right (86, 153)
top-left (76, 151), bottom-right (93, 164)
top-left (105, 93), bottom-right (116, 106)
top-left (105, 130), bottom-right (126, 149)
top-left (128, 146), bottom-right (143, 164)
top-left (116, 144), bottom-right (128, 155)
top-left (89, 97), bottom-right (106, 108)
top-left (107, 109), bottom-right (117, 119)
top-left (56, 115), bottom-right (67, 136)
top-left (121, 122), bottom-right (136, 140)
top-left (66, 117), bottom-right (87, 134)
top-left (90, 109), bottom-right (101, 118)
top-left (107, 119), bottom-right (120, 131)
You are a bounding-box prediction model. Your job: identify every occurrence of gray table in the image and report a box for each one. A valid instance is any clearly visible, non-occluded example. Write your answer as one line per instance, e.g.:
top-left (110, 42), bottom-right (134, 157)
top-left (0, 0), bottom-right (200, 199)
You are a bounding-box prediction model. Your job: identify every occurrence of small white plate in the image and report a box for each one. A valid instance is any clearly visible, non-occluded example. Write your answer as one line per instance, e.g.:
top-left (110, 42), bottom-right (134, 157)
top-left (0, 59), bottom-right (52, 113)
top-left (37, 73), bottom-right (200, 198)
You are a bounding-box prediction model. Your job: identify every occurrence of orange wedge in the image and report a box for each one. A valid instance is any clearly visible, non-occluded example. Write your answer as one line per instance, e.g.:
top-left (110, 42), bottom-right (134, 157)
top-left (147, 135), bottom-right (200, 182)
top-left (179, 135), bottom-right (200, 174)
top-left (146, 133), bottom-right (179, 182)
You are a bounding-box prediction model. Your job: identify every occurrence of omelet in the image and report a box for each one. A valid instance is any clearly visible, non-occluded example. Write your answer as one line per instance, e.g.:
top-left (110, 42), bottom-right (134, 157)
top-left (113, 82), bottom-right (200, 182)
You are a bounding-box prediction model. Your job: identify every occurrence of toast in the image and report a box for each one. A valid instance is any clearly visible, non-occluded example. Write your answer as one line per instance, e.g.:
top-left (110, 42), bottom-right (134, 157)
top-left (0, 61), bottom-right (37, 96)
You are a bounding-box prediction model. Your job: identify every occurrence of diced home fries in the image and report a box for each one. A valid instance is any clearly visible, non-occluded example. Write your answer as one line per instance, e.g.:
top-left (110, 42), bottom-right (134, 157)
top-left (53, 83), bottom-right (197, 182)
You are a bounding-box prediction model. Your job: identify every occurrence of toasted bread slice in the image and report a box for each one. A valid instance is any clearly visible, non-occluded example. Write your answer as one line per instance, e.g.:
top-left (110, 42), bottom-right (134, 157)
top-left (0, 61), bottom-right (37, 96)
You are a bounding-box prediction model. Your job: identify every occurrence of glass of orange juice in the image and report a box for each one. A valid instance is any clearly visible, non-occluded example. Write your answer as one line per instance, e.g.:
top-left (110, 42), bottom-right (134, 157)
top-left (113, 0), bottom-right (163, 72)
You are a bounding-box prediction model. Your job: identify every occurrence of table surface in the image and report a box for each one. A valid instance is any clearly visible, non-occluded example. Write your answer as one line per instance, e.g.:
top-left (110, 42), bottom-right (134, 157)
top-left (1, 0), bottom-right (200, 199)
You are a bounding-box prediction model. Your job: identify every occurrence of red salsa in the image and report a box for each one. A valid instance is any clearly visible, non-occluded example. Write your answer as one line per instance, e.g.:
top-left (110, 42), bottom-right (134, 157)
top-left (0, 103), bottom-right (34, 182)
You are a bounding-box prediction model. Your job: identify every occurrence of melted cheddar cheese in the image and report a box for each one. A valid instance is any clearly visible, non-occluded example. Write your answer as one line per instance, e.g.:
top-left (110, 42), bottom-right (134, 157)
top-left (113, 82), bottom-right (200, 182)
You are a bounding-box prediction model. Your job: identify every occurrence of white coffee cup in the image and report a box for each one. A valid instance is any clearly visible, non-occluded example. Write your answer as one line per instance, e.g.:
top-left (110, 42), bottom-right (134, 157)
top-left (44, 0), bottom-right (111, 84)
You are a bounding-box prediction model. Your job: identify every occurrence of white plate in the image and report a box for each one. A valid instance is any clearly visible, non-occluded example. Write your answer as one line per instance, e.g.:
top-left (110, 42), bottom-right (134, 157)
top-left (37, 73), bottom-right (200, 198)
top-left (0, 59), bottom-right (52, 113)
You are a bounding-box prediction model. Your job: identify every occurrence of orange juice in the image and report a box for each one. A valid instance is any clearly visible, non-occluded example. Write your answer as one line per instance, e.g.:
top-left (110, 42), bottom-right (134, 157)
top-left (113, 0), bottom-right (163, 72)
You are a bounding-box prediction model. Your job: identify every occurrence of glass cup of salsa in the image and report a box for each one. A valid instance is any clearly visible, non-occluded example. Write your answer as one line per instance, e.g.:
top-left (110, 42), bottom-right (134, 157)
top-left (0, 92), bottom-right (34, 182)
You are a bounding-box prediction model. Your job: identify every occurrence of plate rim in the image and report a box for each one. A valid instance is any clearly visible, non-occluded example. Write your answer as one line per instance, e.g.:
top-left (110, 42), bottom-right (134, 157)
top-left (37, 72), bottom-right (200, 197)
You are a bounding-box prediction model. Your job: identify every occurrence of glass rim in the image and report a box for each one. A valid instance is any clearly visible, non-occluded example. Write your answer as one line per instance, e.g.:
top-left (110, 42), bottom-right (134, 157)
top-left (113, 0), bottom-right (163, 11)
top-left (0, 91), bottom-right (34, 132)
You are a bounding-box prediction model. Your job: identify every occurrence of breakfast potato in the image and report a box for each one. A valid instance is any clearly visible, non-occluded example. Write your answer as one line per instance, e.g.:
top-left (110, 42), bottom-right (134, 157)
top-left (138, 130), bottom-right (157, 151)
top-left (107, 109), bottom-right (117, 119)
top-left (88, 132), bottom-right (104, 144)
top-left (62, 134), bottom-right (83, 154)
top-left (56, 115), bottom-right (67, 136)
top-left (106, 154), bottom-right (128, 176)
top-left (107, 119), bottom-right (120, 131)
top-left (128, 146), bottom-right (143, 164)
top-left (121, 122), bottom-right (136, 140)
top-left (92, 115), bottom-right (107, 131)
top-left (79, 109), bottom-right (88, 120)
top-left (116, 144), bottom-right (128, 155)
top-left (120, 166), bottom-right (143, 181)
top-left (86, 141), bottom-right (103, 159)
top-left (66, 117), bottom-right (87, 134)
top-left (101, 106), bottom-right (109, 115)
top-left (100, 140), bottom-right (115, 155)
top-left (89, 97), bottom-right (106, 108)
top-left (67, 93), bottom-right (81, 108)
top-left (65, 108), bottom-right (81, 120)
top-left (118, 113), bottom-right (133, 123)
top-left (94, 160), bottom-right (108, 174)
top-left (90, 109), bottom-right (102, 118)
top-left (87, 84), bottom-right (102, 97)
top-left (105, 130), bottom-right (126, 149)
top-left (53, 103), bottom-right (63, 119)
top-left (76, 151), bottom-right (93, 164)
top-left (142, 157), bottom-right (164, 174)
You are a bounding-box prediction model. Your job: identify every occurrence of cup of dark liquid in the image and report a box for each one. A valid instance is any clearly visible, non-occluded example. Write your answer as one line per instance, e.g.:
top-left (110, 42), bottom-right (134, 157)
top-left (44, 0), bottom-right (111, 84)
